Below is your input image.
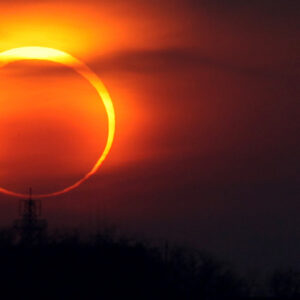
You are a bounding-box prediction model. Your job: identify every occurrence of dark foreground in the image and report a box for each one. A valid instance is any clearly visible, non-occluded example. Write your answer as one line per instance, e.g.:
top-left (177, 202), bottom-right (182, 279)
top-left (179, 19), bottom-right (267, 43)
top-left (0, 229), bottom-right (298, 299)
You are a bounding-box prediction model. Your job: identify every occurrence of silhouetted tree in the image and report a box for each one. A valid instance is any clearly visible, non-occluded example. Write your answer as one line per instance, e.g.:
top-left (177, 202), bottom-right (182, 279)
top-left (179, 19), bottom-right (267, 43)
top-left (269, 268), bottom-right (300, 298)
top-left (0, 227), bottom-right (296, 299)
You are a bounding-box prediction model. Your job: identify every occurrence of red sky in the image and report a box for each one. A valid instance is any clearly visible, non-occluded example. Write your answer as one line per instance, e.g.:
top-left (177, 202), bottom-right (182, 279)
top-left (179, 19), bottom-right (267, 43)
top-left (0, 0), bottom-right (298, 270)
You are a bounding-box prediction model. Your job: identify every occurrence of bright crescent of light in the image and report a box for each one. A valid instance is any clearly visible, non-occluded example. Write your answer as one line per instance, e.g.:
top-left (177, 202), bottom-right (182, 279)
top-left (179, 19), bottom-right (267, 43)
top-left (0, 46), bottom-right (115, 198)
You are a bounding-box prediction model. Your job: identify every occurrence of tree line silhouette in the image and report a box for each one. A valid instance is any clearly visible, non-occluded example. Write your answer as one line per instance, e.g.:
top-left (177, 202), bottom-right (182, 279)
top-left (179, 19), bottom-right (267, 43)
top-left (0, 227), bottom-right (298, 299)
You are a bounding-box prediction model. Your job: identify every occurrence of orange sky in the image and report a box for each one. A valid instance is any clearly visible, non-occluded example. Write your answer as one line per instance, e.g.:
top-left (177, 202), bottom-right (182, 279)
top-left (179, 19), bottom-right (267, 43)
top-left (0, 0), bottom-right (298, 270)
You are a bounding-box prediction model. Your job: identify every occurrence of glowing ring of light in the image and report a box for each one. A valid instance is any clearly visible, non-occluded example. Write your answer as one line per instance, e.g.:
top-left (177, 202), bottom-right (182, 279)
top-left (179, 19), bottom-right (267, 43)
top-left (0, 46), bottom-right (115, 198)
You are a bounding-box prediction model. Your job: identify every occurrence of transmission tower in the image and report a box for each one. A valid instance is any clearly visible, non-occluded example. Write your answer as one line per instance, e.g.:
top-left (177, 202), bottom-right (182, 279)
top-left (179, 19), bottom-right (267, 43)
top-left (14, 188), bottom-right (47, 245)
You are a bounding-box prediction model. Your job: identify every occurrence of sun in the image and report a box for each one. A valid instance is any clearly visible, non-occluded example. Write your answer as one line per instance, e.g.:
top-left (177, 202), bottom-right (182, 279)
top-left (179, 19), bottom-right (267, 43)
top-left (0, 46), bottom-right (115, 198)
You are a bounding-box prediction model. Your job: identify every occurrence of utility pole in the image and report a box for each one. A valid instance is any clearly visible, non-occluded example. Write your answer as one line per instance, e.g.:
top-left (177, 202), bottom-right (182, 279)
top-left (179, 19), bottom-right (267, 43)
top-left (14, 188), bottom-right (47, 245)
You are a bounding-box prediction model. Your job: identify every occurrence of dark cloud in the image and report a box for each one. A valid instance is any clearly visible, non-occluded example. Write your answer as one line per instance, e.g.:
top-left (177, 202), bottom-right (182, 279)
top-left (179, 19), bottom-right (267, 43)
top-left (1, 61), bottom-right (70, 77)
top-left (91, 47), bottom-right (298, 79)
top-left (5, 47), bottom-right (297, 78)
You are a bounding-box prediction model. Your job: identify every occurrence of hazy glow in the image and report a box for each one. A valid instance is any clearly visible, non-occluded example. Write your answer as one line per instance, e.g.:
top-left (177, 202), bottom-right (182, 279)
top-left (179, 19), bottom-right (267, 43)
top-left (0, 46), bottom-right (115, 198)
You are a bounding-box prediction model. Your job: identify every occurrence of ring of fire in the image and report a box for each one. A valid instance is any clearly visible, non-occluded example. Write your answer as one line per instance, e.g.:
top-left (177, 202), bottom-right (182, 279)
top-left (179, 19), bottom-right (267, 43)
top-left (0, 47), bottom-right (115, 198)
